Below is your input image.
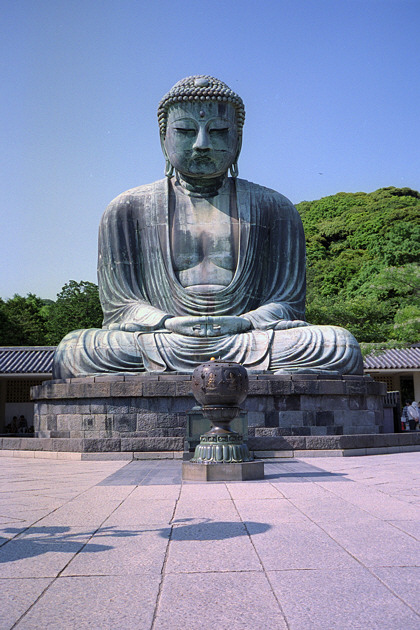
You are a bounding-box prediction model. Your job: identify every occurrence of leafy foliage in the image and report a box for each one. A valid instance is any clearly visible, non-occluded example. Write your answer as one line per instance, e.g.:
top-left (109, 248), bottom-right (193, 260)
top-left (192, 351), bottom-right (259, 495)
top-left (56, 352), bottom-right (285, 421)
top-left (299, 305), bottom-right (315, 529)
top-left (0, 282), bottom-right (103, 346)
top-left (46, 281), bottom-right (103, 345)
top-left (297, 187), bottom-right (420, 344)
top-left (0, 294), bottom-right (49, 345)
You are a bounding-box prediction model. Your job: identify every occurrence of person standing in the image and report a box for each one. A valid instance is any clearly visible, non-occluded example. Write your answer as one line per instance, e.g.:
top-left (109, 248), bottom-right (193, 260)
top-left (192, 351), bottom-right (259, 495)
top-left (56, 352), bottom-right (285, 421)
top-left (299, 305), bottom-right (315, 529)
top-left (409, 402), bottom-right (419, 430)
top-left (401, 402), bottom-right (411, 431)
top-left (404, 402), bottom-right (419, 431)
top-left (18, 415), bottom-right (28, 433)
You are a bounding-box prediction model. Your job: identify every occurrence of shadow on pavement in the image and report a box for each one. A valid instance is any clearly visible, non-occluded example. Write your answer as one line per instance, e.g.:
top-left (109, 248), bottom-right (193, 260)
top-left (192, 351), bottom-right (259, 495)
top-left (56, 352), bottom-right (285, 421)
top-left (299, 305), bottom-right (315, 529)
top-left (0, 520), bottom-right (270, 561)
top-left (168, 519), bottom-right (271, 540)
top-left (0, 525), bottom-right (143, 563)
top-left (263, 460), bottom-right (350, 481)
top-left (264, 471), bottom-right (348, 479)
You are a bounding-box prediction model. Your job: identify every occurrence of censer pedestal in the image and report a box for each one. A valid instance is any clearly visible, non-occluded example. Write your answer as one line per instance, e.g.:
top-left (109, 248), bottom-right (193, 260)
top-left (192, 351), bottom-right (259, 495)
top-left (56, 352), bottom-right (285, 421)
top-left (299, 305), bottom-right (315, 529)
top-left (182, 360), bottom-right (264, 482)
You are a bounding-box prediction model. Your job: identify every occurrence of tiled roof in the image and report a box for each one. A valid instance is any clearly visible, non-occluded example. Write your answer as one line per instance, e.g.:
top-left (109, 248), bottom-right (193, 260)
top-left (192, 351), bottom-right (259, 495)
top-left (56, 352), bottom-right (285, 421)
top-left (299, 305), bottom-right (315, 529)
top-left (364, 346), bottom-right (420, 370)
top-left (0, 347), bottom-right (56, 374)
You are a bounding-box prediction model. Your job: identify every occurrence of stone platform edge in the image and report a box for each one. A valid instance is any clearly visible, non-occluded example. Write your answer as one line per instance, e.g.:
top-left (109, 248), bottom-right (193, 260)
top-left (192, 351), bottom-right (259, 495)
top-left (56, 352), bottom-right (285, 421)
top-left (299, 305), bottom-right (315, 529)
top-left (1, 433), bottom-right (419, 460)
top-left (31, 372), bottom-right (385, 399)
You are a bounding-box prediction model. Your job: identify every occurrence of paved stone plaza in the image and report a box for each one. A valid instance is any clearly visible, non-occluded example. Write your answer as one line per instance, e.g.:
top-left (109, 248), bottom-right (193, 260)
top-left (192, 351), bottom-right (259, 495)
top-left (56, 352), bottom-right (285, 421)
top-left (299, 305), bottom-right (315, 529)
top-left (1, 453), bottom-right (419, 629)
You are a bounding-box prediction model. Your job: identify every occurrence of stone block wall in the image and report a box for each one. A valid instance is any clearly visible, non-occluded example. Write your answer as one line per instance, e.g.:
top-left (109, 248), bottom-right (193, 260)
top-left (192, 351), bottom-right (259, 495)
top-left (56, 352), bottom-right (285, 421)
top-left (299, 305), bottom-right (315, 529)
top-left (31, 374), bottom-right (386, 450)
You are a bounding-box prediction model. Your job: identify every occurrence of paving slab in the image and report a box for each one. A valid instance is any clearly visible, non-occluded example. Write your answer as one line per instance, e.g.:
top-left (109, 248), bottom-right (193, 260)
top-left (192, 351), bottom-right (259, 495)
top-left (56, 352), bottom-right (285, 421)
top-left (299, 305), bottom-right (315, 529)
top-left (180, 482), bottom-right (231, 500)
top-left (371, 566), bottom-right (420, 613)
top-left (62, 525), bottom-right (170, 576)
top-left (226, 480), bottom-right (283, 499)
top-left (320, 518), bottom-right (420, 567)
top-left (153, 572), bottom-right (288, 630)
top-left (289, 495), bottom-right (383, 523)
top-left (0, 526), bottom-right (99, 578)
top-left (315, 481), bottom-right (420, 520)
top-left (127, 484), bottom-right (181, 501)
top-left (268, 567), bottom-right (420, 630)
top-left (173, 498), bottom-right (241, 522)
top-left (101, 490), bottom-right (177, 527)
top-left (0, 577), bottom-right (54, 630)
top-left (234, 498), bottom-right (310, 524)
top-left (98, 460), bottom-right (182, 486)
top-left (14, 575), bottom-right (160, 629)
top-left (166, 520), bottom-right (263, 573)
top-left (248, 520), bottom-right (360, 570)
top-left (35, 485), bottom-right (134, 527)
top-left (270, 480), bottom-right (334, 499)
top-left (388, 519), bottom-right (420, 540)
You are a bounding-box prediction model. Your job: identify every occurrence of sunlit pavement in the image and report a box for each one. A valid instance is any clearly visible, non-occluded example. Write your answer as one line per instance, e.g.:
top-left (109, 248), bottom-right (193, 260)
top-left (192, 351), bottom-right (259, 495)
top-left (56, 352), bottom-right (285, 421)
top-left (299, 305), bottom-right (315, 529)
top-left (0, 453), bottom-right (419, 629)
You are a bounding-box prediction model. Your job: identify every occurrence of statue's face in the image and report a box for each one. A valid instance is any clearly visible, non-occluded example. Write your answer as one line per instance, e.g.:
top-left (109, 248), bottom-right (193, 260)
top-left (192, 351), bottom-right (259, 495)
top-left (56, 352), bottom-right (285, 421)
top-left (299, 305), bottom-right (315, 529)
top-left (163, 101), bottom-right (239, 179)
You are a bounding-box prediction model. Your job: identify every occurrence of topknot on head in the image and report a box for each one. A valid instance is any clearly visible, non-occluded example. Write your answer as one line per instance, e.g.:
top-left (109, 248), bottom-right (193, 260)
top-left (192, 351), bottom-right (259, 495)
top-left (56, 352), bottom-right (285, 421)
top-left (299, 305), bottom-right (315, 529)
top-left (157, 75), bottom-right (245, 138)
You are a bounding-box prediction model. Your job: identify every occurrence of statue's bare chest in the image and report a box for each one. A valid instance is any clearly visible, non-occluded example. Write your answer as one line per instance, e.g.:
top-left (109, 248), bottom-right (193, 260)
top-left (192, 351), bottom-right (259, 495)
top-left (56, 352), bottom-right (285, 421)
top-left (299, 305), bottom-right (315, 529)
top-left (169, 185), bottom-right (239, 292)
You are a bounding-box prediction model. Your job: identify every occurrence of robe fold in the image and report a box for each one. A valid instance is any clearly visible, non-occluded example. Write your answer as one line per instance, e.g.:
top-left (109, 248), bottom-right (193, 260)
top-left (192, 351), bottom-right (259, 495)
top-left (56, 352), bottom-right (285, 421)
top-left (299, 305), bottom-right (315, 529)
top-left (53, 177), bottom-right (363, 377)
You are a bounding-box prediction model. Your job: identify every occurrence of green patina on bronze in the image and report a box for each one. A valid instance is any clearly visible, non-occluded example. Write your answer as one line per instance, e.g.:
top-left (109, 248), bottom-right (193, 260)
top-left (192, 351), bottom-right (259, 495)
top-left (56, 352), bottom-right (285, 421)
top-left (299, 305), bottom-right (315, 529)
top-left (190, 359), bottom-right (252, 464)
top-left (53, 75), bottom-right (363, 379)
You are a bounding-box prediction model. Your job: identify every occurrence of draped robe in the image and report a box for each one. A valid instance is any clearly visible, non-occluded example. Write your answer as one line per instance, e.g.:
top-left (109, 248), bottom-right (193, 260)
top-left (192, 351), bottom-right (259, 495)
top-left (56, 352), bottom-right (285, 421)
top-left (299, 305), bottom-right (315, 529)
top-left (53, 177), bottom-right (363, 377)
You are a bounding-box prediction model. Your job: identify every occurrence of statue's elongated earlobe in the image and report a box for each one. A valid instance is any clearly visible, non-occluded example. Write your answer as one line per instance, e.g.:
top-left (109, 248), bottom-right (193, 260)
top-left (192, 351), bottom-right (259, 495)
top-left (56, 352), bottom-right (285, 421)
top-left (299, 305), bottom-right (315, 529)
top-left (229, 162), bottom-right (239, 178)
top-left (161, 136), bottom-right (174, 178)
top-left (165, 159), bottom-right (174, 178)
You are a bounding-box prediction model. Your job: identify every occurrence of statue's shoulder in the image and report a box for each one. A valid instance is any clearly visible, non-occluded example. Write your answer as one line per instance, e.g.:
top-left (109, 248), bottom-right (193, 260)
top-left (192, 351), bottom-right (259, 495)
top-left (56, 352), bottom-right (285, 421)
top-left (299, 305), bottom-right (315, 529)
top-left (102, 179), bottom-right (167, 219)
top-left (108, 179), bottom-right (166, 206)
top-left (236, 178), bottom-right (298, 214)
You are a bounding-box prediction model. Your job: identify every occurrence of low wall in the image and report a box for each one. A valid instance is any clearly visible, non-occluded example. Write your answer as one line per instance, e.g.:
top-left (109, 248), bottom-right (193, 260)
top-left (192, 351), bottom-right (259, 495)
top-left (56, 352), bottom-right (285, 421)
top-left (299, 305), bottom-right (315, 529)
top-left (30, 373), bottom-right (386, 450)
top-left (1, 432), bottom-right (419, 460)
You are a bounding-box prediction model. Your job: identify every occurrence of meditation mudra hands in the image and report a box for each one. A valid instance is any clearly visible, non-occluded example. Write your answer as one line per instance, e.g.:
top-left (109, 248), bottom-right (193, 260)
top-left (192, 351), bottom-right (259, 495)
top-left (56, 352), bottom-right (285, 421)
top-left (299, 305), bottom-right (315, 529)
top-left (108, 317), bottom-right (309, 336)
top-left (164, 317), bottom-right (309, 336)
top-left (164, 315), bottom-right (252, 337)
top-left (107, 316), bottom-right (251, 335)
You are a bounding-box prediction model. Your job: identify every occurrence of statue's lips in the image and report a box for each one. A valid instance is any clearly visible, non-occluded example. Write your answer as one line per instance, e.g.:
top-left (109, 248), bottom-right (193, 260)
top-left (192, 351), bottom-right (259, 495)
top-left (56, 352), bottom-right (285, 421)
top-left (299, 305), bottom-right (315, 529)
top-left (190, 154), bottom-right (214, 163)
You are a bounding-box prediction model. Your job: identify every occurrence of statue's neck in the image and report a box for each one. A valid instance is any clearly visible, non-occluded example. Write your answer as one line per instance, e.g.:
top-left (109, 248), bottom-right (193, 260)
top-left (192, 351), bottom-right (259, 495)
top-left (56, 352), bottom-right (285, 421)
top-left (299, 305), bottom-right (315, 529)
top-left (175, 172), bottom-right (227, 198)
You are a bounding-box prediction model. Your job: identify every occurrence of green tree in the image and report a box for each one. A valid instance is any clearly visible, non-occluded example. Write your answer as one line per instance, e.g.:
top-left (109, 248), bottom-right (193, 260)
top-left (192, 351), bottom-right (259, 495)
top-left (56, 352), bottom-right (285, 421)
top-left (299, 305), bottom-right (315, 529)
top-left (393, 305), bottom-right (420, 343)
top-left (358, 263), bottom-right (420, 303)
top-left (298, 187), bottom-right (420, 344)
top-left (0, 294), bottom-right (49, 345)
top-left (46, 281), bottom-right (103, 344)
top-left (306, 296), bottom-right (392, 343)
top-left (0, 298), bottom-right (15, 345)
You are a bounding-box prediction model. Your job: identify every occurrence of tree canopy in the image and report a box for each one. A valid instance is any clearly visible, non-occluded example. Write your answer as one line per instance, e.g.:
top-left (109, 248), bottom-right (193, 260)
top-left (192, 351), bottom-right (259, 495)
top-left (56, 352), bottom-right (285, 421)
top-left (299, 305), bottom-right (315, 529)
top-left (46, 280), bottom-right (103, 345)
top-left (297, 186), bottom-right (420, 347)
top-left (0, 281), bottom-right (103, 346)
top-left (0, 294), bottom-right (50, 346)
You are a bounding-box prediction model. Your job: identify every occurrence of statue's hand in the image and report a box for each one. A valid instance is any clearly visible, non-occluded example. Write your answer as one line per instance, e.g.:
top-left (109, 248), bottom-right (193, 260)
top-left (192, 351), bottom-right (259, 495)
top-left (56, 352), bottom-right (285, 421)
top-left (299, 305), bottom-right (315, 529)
top-left (165, 316), bottom-right (252, 337)
top-left (108, 322), bottom-right (154, 332)
top-left (164, 316), bottom-right (203, 336)
top-left (212, 316), bottom-right (252, 335)
top-left (274, 320), bottom-right (310, 330)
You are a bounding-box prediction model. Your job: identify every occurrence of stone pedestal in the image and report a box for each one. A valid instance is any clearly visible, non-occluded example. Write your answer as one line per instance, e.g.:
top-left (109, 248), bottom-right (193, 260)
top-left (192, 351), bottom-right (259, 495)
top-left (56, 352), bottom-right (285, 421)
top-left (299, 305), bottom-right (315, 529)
top-left (31, 373), bottom-right (386, 452)
top-left (182, 460), bottom-right (264, 481)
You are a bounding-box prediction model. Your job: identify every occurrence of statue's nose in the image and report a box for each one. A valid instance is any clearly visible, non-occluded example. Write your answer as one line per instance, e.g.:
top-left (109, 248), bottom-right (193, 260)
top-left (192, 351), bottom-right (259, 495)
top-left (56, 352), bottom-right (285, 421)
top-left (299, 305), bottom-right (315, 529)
top-left (193, 127), bottom-right (211, 151)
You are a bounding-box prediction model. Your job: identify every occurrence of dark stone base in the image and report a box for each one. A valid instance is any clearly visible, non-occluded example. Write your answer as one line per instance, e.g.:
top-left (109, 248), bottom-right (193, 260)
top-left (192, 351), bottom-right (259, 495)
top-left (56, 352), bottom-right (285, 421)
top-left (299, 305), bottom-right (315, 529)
top-left (1, 433), bottom-right (419, 458)
top-left (182, 460), bottom-right (265, 481)
top-left (31, 373), bottom-right (386, 448)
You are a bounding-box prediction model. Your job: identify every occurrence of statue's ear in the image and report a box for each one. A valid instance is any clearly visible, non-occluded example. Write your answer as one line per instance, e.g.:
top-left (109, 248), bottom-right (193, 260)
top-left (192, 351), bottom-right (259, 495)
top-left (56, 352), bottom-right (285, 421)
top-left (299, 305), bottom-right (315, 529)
top-left (230, 135), bottom-right (242, 179)
top-left (235, 135), bottom-right (243, 163)
top-left (160, 134), bottom-right (168, 158)
top-left (160, 135), bottom-right (174, 178)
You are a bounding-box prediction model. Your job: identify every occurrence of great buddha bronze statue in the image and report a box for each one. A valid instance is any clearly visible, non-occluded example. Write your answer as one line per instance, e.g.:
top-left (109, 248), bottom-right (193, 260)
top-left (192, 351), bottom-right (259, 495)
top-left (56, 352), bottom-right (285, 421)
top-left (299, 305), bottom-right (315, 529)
top-left (53, 75), bottom-right (363, 377)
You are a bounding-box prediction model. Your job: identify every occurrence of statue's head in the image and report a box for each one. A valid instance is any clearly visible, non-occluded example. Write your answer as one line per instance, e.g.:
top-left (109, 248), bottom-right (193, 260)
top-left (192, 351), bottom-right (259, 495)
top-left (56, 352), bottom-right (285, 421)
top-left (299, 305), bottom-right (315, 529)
top-left (158, 75), bottom-right (245, 180)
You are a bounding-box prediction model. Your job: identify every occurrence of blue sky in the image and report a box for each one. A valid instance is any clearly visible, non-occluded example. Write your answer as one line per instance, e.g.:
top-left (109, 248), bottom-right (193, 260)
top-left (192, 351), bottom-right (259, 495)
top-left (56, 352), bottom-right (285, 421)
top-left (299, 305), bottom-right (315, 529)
top-left (1, 0), bottom-right (419, 300)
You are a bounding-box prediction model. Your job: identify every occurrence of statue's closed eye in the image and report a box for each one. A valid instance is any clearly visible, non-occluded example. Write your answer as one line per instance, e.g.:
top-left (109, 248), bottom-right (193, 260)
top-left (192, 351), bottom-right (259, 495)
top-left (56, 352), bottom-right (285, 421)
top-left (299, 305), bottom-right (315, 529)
top-left (174, 128), bottom-right (196, 135)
